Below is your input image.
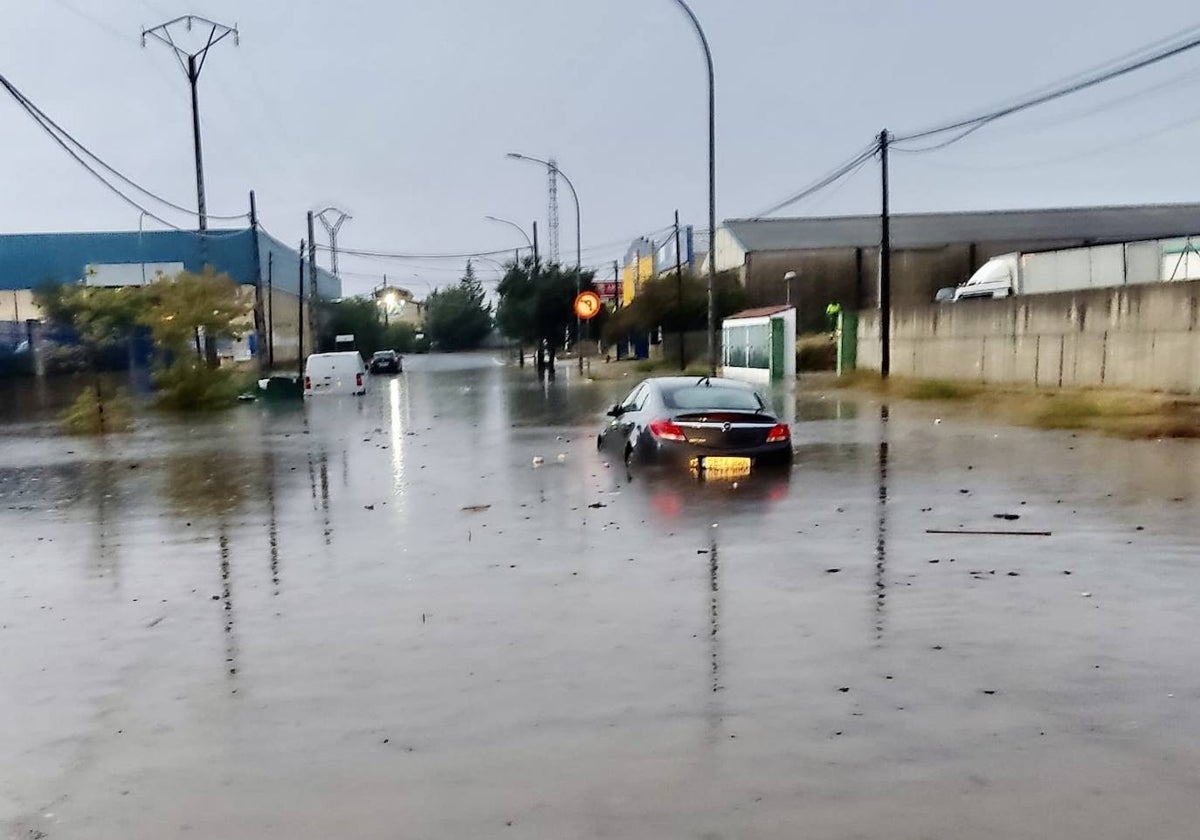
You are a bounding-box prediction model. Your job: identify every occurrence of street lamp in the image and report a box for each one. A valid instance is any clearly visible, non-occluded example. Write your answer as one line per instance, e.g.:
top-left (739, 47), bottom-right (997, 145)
top-left (507, 153), bottom-right (586, 365)
top-left (483, 215), bottom-right (534, 252)
top-left (783, 270), bottom-right (796, 305)
top-left (505, 153), bottom-right (580, 272)
top-left (667, 0), bottom-right (717, 375)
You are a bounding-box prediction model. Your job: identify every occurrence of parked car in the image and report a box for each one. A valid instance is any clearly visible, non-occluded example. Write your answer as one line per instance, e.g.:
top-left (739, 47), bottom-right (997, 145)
top-left (303, 351), bottom-right (368, 396)
top-left (598, 376), bottom-right (792, 476)
top-left (369, 349), bottom-right (403, 374)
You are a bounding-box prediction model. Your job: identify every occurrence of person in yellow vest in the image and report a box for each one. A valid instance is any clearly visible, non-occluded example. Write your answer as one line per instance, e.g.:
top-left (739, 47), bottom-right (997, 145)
top-left (825, 301), bottom-right (842, 333)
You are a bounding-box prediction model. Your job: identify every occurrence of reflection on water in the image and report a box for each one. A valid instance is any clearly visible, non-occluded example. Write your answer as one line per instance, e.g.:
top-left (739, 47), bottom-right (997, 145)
top-left (388, 376), bottom-right (409, 498)
top-left (875, 405), bottom-right (889, 643)
top-left (162, 453), bottom-right (253, 521)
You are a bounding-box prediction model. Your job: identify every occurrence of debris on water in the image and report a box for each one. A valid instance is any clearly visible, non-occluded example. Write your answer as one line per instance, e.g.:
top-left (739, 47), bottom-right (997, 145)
top-left (1081, 592), bottom-right (1092, 598)
top-left (461, 504), bottom-right (491, 513)
top-left (556, 453), bottom-right (567, 463)
top-left (935, 418), bottom-right (942, 425)
top-left (960, 489), bottom-right (970, 494)
top-left (1063, 570), bottom-right (1073, 575)
top-left (825, 568), bottom-right (841, 574)
top-left (532, 456), bottom-right (545, 468)
top-left (1007, 571), bottom-right (1020, 577)
top-left (993, 513), bottom-right (1020, 521)
top-left (364, 504), bottom-right (375, 511)
top-left (587, 502), bottom-right (606, 509)
top-left (982, 690), bottom-right (997, 696)
top-left (838, 687), bottom-right (850, 693)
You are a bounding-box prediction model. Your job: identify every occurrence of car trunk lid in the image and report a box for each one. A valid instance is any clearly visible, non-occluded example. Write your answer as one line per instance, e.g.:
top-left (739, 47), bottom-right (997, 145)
top-left (673, 411), bottom-right (776, 449)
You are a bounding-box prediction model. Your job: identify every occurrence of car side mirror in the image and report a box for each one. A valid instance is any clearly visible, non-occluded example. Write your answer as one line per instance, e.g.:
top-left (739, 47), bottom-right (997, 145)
top-left (607, 405), bottom-right (624, 418)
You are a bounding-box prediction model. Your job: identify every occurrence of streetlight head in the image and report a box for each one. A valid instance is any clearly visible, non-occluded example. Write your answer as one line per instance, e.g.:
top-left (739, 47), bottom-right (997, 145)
top-left (505, 153), bottom-right (524, 160)
top-left (783, 271), bottom-right (797, 281)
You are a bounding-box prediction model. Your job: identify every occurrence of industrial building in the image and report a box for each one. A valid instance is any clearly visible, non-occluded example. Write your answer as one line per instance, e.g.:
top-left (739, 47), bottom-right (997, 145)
top-left (705, 203), bottom-right (1200, 331)
top-left (0, 228), bottom-right (340, 364)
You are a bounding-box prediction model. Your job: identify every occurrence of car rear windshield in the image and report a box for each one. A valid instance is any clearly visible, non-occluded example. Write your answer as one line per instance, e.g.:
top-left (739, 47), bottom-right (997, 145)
top-left (661, 384), bottom-right (762, 411)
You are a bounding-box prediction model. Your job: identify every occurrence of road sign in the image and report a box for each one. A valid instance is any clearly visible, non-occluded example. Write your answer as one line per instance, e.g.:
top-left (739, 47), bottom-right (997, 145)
top-left (573, 291), bottom-right (603, 320)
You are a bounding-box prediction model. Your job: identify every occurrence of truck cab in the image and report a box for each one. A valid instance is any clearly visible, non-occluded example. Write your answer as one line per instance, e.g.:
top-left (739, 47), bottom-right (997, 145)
top-left (952, 254), bottom-right (1018, 301)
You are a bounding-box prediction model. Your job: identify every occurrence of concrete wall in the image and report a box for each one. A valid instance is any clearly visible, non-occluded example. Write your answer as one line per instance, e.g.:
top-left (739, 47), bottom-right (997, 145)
top-left (858, 280), bottom-right (1200, 392)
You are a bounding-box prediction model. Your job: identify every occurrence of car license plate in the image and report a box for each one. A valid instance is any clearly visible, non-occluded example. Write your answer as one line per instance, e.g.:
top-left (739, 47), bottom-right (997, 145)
top-left (690, 456), bottom-right (752, 479)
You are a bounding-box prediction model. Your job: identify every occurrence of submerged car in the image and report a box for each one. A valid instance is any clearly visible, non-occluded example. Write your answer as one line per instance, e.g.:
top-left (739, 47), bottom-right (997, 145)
top-left (369, 349), bottom-right (403, 374)
top-left (304, 351), bottom-right (368, 396)
top-left (598, 376), bottom-right (792, 476)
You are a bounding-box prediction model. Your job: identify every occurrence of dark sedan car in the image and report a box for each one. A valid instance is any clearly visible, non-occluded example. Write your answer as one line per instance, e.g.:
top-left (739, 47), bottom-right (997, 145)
top-left (369, 350), bottom-right (403, 374)
top-left (598, 376), bottom-right (792, 476)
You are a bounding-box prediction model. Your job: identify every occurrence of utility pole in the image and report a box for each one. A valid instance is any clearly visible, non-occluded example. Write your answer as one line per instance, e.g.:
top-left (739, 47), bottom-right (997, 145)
top-left (532, 221), bottom-right (543, 376)
top-left (249, 190), bottom-right (267, 373)
top-left (675, 210), bottom-right (685, 370)
top-left (878, 129), bottom-right (892, 379)
top-left (307, 211), bottom-right (318, 357)
top-left (142, 15), bottom-right (239, 231)
top-left (266, 252), bottom-right (274, 367)
top-left (316, 207), bottom-right (352, 277)
top-left (297, 239), bottom-right (305, 376)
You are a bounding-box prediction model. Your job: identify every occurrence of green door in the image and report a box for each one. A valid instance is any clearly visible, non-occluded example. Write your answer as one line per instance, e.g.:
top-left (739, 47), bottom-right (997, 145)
top-left (770, 317), bottom-right (785, 382)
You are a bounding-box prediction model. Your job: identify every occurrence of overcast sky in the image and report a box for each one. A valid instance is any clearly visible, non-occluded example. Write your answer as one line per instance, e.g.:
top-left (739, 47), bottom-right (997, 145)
top-left (6, 0), bottom-right (1200, 295)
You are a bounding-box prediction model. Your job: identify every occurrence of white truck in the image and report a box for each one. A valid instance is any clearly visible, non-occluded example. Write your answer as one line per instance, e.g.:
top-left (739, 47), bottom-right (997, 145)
top-left (943, 236), bottom-right (1200, 301)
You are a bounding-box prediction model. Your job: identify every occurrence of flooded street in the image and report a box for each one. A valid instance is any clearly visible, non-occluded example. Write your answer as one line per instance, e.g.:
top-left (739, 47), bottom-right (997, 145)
top-left (4, 353), bottom-right (1200, 839)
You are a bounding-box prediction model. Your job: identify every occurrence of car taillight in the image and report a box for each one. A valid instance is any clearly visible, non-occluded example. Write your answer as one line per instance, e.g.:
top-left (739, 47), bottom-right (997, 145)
top-left (356, 373), bottom-right (363, 387)
top-left (304, 376), bottom-right (311, 390)
top-left (766, 423), bottom-right (790, 443)
top-left (649, 419), bottom-right (687, 442)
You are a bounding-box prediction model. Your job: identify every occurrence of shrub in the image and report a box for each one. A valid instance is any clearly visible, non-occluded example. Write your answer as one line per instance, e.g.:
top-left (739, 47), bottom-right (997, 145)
top-left (154, 360), bottom-right (244, 411)
top-left (61, 386), bottom-right (134, 435)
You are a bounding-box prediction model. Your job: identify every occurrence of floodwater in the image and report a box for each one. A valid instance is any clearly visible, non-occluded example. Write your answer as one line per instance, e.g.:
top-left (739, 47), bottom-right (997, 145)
top-left (3, 353), bottom-right (1200, 839)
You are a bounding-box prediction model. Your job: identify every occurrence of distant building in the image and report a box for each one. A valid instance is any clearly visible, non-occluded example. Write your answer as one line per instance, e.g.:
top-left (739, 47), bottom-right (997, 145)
top-left (373, 285), bottom-right (425, 328)
top-left (0, 228), bottom-right (340, 363)
top-left (704, 203), bottom-right (1200, 331)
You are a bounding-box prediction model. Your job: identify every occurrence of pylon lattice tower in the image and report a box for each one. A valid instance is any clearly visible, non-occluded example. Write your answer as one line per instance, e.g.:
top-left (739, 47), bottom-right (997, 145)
top-left (547, 158), bottom-right (560, 263)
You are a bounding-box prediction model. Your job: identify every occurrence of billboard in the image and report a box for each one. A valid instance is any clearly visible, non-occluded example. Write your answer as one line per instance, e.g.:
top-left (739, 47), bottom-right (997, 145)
top-left (654, 225), bottom-right (694, 272)
top-left (84, 262), bottom-right (184, 287)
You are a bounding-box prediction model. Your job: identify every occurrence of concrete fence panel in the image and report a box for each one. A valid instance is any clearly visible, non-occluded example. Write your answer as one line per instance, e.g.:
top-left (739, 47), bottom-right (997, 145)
top-left (857, 279), bottom-right (1200, 393)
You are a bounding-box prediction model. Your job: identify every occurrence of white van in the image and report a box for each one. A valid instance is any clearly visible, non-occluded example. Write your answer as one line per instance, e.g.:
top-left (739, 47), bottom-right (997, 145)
top-left (304, 352), bottom-right (368, 396)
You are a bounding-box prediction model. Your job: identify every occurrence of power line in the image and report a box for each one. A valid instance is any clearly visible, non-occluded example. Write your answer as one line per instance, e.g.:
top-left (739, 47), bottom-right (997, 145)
top-left (0, 70), bottom-right (248, 221)
top-left (0, 73), bottom-right (183, 229)
top-left (893, 22), bottom-right (1200, 147)
top-left (750, 21), bottom-right (1200, 217)
top-left (752, 143), bottom-right (879, 217)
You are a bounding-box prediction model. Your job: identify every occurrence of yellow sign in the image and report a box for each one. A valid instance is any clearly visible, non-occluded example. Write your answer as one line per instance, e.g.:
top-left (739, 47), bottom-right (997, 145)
top-left (574, 291), bottom-right (603, 320)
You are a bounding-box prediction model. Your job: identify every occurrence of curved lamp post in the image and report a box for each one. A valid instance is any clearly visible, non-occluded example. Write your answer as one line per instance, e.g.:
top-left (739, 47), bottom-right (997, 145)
top-left (505, 153), bottom-right (580, 272)
top-left (668, 0), bottom-right (716, 375)
top-left (483, 215), bottom-right (534, 250)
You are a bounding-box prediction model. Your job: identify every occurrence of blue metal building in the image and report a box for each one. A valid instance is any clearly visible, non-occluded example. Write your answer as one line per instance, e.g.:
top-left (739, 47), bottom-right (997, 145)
top-left (0, 228), bottom-right (339, 298)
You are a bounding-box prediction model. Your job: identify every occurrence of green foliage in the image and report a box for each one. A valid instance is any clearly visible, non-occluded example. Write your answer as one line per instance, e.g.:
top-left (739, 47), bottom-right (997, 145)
top-left (318, 298), bottom-right (425, 356)
top-left (424, 262), bottom-right (494, 351)
top-left (495, 258), bottom-right (598, 350)
top-left (35, 282), bottom-right (149, 349)
top-left (603, 270), bottom-right (746, 345)
top-left (61, 386), bottom-right (134, 435)
top-left (141, 267), bottom-right (250, 359)
top-left (153, 358), bottom-right (245, 411)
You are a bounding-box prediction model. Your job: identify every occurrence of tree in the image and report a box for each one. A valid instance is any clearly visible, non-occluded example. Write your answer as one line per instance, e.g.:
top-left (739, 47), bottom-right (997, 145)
top-left (423, 262), bottom-right (493, 351)
top-left (602, 269), bottom-right (747, 365)
top-left (34, 282), bottom-right (150, 432)
top-left (495, 258), bottom-right (597, 375)
top-left (140, 267), bottom-right (251, 361)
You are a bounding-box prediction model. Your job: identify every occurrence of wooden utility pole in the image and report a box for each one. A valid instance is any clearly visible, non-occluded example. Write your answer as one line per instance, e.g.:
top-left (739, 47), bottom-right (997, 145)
top-left (297, 239), bottom-right (305, 378)
top-left (674, 210), bottom-right (686, 370)
top-left (878, 129), bottom-right (892, 379)
top-left (307, 211), bottom-right (318, 359)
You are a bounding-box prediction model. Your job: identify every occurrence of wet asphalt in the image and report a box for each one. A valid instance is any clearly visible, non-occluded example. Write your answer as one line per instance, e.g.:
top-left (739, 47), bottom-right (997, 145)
top-left (3, 352), bottom-right (1200, 839)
